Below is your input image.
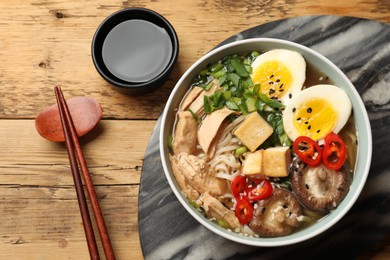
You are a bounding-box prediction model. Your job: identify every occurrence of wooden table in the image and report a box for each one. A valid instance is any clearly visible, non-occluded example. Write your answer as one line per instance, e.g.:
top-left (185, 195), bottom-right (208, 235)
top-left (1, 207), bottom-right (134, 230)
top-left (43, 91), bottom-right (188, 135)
top-left (0, 1), bottom-right (389, 259)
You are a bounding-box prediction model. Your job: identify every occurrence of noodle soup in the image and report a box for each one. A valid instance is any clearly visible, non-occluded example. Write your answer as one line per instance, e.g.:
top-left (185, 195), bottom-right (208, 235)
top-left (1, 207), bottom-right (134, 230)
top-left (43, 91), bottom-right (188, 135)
top-left (168, 48), bottom-right (356, 238)
top-left (160, 38), bottom-right (371, 247)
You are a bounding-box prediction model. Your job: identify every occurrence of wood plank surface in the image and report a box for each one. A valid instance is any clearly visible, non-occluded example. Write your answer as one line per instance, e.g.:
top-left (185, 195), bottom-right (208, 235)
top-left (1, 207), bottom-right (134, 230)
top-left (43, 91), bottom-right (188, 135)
top-left (1, 0), bottom-right (389, 120)
top-left (0, 0), bottom-right (389, 259)
top-left (0, 120), bottom-right (153, 259)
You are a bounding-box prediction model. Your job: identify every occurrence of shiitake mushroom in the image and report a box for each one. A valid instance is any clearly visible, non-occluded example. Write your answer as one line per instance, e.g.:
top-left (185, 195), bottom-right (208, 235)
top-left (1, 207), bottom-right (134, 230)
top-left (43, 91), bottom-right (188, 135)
top-left (291, 162), bottom-right (351, 212)
top-left (249, 188), bottom-right (302, 237)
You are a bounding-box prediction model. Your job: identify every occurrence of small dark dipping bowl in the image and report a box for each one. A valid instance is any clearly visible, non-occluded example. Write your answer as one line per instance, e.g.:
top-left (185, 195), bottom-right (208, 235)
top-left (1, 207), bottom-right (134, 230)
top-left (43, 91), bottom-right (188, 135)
top-left (92, 8), bottom-right (179, 95)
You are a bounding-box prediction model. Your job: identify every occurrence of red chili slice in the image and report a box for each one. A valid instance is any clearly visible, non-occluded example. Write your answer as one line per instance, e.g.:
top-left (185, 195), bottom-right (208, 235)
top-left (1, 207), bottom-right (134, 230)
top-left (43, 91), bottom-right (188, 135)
top-left (293, 136), bottom-right (323, 166)
top-left (246, 179), bottom-right (273, 202)
top-left (234, 198), bottom-right (253, 224)
top-left (231, 175), bottom-right (247, 198)
top-left (323, 132), bottom-right (347, 170)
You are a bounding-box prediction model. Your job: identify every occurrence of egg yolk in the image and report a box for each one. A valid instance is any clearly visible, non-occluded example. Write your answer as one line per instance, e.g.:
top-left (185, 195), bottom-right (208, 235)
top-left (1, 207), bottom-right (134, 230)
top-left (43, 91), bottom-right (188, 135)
top-left (293, 98), bottom-right (337, 140)
top-left (252, 61), bottom-right (293, 99)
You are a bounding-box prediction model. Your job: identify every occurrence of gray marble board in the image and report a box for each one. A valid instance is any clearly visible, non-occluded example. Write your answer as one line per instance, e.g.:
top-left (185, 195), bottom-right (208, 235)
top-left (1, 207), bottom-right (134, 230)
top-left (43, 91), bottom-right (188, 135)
top-left (138, 15), bottom-right (390, 260)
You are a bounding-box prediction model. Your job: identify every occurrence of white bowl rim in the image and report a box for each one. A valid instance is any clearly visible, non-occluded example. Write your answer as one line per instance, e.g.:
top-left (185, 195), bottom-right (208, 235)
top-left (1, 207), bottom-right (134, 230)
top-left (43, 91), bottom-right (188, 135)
top-left (159, 38), bottom-right (372, 247)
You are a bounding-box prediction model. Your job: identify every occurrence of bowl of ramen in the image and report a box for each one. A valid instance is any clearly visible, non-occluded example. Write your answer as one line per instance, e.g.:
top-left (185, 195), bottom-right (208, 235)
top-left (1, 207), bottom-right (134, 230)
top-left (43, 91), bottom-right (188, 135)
top-left (160, 38), bottom-right (372, 246)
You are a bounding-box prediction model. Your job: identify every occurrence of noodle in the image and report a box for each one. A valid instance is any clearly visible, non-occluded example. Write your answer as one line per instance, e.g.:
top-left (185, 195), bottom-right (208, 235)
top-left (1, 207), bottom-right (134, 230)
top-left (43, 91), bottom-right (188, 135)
top-left (207, 116), bottom-right (246, 178)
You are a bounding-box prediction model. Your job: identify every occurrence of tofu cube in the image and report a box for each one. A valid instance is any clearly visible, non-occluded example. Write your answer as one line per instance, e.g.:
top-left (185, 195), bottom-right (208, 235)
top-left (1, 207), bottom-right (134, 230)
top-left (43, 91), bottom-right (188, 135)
top-left (242, 150), bottom-right (263, 176)
top-left (262, 146), bottom-right (291, 177)
top-left (233, 112), bottom-right (273, 152)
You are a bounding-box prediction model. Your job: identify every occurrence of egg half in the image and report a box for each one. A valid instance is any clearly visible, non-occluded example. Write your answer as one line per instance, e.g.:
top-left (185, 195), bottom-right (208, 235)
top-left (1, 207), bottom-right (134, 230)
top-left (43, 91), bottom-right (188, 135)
top-left (251, 49), bottom-right (306, 105)
top-left (283, 84), bottom-right (352, 141)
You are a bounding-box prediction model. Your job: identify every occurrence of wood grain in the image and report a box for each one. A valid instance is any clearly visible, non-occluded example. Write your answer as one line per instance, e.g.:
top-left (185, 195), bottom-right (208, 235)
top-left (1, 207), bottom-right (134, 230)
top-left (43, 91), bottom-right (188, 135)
top-left (0, 120), bottom-right (153, 259)
top-left (0, 0), bottom-right (389, 259)
top-left (0, 0), bottom-right (389, 120)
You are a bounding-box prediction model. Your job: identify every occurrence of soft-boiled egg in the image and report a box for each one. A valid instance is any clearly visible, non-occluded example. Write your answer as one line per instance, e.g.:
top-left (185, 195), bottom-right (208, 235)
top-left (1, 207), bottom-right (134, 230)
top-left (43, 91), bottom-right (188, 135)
top-left (251, 49), bottom-right (306, 105)
top-left (283, 84), bottom-right (352, 141)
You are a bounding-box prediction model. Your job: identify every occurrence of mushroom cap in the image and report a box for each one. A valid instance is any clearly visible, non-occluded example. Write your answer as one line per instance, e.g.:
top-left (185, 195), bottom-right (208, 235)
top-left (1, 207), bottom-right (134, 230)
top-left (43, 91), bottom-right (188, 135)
top-left (291, 162), bottom-right (351, 212)
top-left (249, 188), bottom-right (302, 237)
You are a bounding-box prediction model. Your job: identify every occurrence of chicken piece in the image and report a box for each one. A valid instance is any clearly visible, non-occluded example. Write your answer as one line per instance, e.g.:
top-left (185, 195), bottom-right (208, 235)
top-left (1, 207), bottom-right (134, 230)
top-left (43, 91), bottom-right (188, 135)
top-left (188, 80), bottom-right (220, 117)
top-left (176, 153), bottom-right (229, 196)
top-left (180, 86), bottom-right (203, 111)
top-left (198, 107), bottom-right (237, 158)
top-left (203, 192), bottom-right (241, 230)
top-left (169, 155), bottom-right (200, 201)
top-left (172, 111), bottom-right (198, 155)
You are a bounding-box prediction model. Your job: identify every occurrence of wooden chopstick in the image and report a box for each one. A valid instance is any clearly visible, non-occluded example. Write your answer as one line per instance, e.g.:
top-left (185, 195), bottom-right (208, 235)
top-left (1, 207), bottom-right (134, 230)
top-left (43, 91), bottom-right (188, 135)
top-left (55, 86), bottom-right (116, 260)
top-left (55, 87), bottom-right (99, 259)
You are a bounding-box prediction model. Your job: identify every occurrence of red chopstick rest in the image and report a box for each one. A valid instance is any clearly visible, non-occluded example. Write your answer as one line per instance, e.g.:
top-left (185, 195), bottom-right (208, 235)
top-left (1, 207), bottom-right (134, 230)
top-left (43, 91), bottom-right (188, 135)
top-left (35, 96), bottom-right (102, 142)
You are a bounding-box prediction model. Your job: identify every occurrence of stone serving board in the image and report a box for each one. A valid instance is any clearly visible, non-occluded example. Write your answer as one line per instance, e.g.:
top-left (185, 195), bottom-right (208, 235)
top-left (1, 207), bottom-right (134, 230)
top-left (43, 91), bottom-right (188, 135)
top-left (138, 15), bottom-right (390, 260)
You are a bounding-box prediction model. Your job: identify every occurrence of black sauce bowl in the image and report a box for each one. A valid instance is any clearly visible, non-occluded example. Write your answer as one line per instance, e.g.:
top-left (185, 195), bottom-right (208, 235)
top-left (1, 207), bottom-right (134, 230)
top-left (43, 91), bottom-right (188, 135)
top-left (91, 8), bottom-right (179, 95)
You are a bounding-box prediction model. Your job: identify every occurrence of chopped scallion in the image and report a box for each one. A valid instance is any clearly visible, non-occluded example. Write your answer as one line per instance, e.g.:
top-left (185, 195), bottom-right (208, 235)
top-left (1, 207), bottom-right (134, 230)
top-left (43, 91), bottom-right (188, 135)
top-left (225, 100), bottom-right (239, 110)
top-left (246, 97), bottom-right (256, 112)
top-left (204, 81), bottom-right (214, 91)
top-left (203, 95), bottom-right (212, 113)
top-left (223, 90), bottom-right (232, 100)
top-left (259, 93), bottom-right (285, 109)
top-left (167, 135), bottom-right (173, 148)
top-left (229, 73), bottom-right (241, 87)
top-left (235, 146), bottom-right (247, 156)
top-left (231, 59), bottom-right (249, 77)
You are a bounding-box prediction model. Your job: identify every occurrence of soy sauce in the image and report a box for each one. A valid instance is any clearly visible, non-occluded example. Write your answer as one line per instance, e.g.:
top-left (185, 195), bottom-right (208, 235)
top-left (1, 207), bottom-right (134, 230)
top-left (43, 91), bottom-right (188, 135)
top-left (102, 19), bottom-right (173, 83)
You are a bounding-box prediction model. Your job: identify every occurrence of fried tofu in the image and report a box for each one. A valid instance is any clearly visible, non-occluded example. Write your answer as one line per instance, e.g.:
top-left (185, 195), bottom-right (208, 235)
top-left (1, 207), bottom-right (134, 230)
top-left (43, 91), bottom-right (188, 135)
top-left (242, 147), bottom-right (291, 177)
top-left (262, 146), bottom-right (291, 177)
top-left (233, 112), bottom-right (273, 152)
top-left (242, 150), bottom-right (263, 176)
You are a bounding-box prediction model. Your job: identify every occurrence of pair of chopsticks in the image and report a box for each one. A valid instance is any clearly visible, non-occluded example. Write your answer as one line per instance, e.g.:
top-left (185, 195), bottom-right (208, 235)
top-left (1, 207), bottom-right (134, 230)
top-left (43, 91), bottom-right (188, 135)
top-left (55, 86), bottom-right (115, 260)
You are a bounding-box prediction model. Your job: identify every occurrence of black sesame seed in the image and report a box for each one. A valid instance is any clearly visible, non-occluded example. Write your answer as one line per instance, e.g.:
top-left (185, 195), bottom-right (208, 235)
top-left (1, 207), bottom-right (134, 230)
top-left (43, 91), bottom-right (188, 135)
top-left (279, 89), bottom-right (284, 92)
top-left (308, 125), bottom-right (311, 130)
top-left (305, 184), bottom-right (310, 189)
top-left (305, 121), bottom-right (308, 124)
top-left (262, 207), bottom-right (266, 214)
top-left (269, 89), bottom-right (275, 94)
top-left (269, 81), bottom-right (274, 84)
top-left (289, 93), bottom-right (292, 99)
top-left (317, 129), bottom-right (321, 133)
top-left (307, 107), bottom-right (312, 113)
top-left (282, 204), bottom-right (288, 208)
top-left (297, 117), bottom-right (301, 121)
top-left (292, 108), bottom-right (296, 112)
top-left (276, 79), bottom-right (280, 82)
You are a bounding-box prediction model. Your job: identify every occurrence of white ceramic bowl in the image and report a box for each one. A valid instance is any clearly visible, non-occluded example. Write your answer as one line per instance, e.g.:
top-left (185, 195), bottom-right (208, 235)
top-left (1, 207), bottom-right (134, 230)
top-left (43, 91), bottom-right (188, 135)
top-left (160, 38), bottom-right (372, 246)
